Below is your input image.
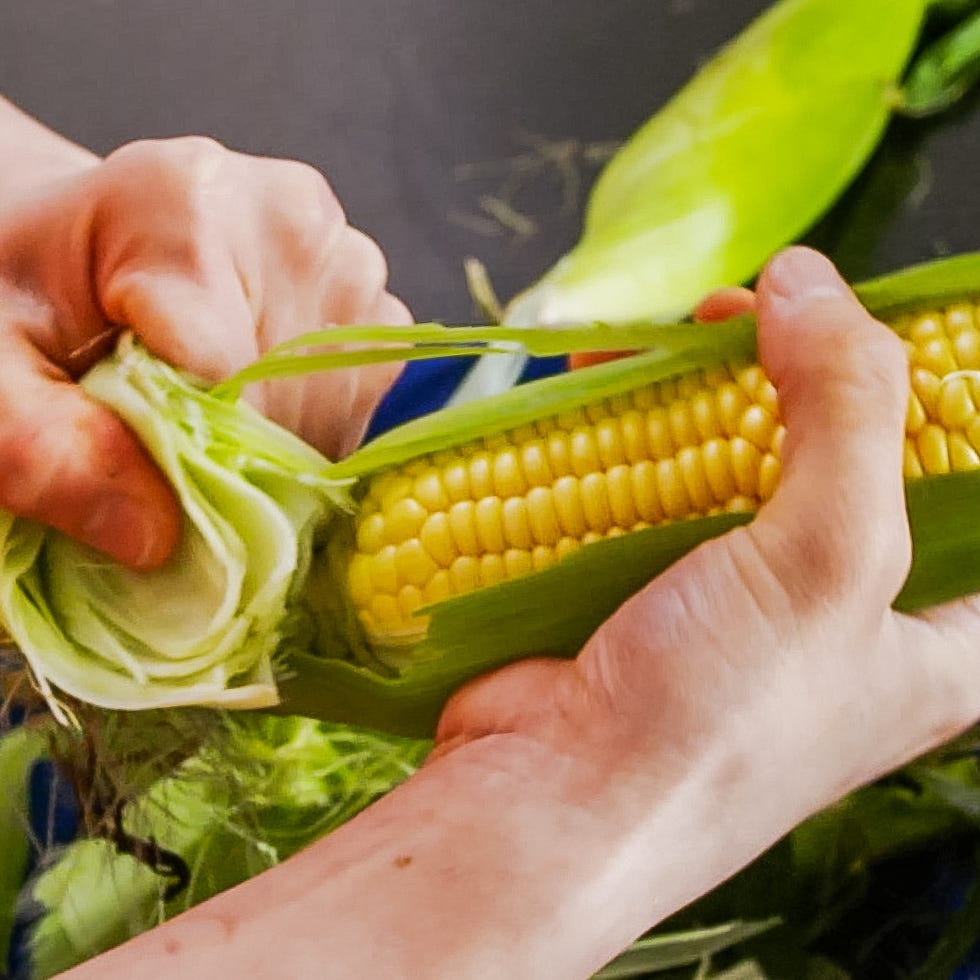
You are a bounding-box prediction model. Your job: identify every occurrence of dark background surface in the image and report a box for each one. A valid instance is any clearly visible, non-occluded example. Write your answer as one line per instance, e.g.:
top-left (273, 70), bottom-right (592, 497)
top-left (2, 6), bottom-right (980, 977)
top-left (2, 0), bottom-right (976, 325)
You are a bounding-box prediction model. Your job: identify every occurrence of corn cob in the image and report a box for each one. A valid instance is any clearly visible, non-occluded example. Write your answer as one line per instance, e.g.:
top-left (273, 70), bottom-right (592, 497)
top-left (342, 302), bottom-right (980, 648)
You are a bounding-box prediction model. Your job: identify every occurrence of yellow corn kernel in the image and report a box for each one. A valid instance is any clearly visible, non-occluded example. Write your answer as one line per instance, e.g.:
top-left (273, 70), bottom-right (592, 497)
top-left (502, 496), bottom-right (533, 550)
top-left (397, 585), bottom-right (424, 619)
top-left (716, 382), bottom-right (750, 436)
top-left (580, 472), bottom-right (613, 532)
top-left (442, 459), bottom-right (471, 502)
top-left (553, 475), bottom-right (587, 537)
top-left (492, 449), bottom-right (526, 497)
top-left (369, 594), bottom-right (401, 628)
top-left (904, 439), bottom-right (924, 478)
top-left (915, 336), bottom-right (958, 377)
top-left (413, 469), bottom-right (450, 512)
top-left (631, 460), bottom-right (664, 523)
top-left (369, 545), bottom-right (399, 594)
top-left (953, 329), bottom-right (980, 370)
top-left (676, 446), bottom-right (712, 512)
top-left (526, 486), bottom-right (561, 546)
top-left (570, 426), bottom-right (601, 477)
top-left (759, 453), bottom-right (781, 502)
top-left (419, 513), bottom-right (457, 568)
top-left (555, 536), bottom-right (580, 561)
top-left (595, 418), bottom-right (626, 468)
top-left (909, 312), bottom-right (946, 346)
top-left (736, 364), bottom-right (766, 398)
top-left (655, 458), bottom-right (690, 519)
top-left (479, 553), bottom-right (507, 588)
top-left (702, 438), bottom-right (737, 504)
top-left (355, 512), bottom-right (386, 554)
top-left (950, 431), bottom-right (980, 471)
top-left (739, 404), bottom-right (777, 451)
top-left (645, 408), bottom-right (675, 459)
top-left (667, 401), bottom-right (699, 449)
top-left (607, 464), bottom-right (639, 528)
top-left (906, 394), bottom-right (927, 435)
top-left (690, 391), bottom-right (722, 441)
top-left (620, 410), bottom-right (649, 463)
top-left (503, 548), bottom-right (534, 579)
top-left (345, 298), bottom-right (980, 643)
top-left (385, 497), bottom-right (428, 543)
top-left (912, 367), bottom-right (942, 417)
top-left (531, 545), bottom-right (555, 572)
top-left (449, 555), bottom-right (481, 593)
top-left (939, 377), bottom-right (976, 430)
top-left (423, 570), bottom-right (453, 604)
top-left (521, 440), bottom-right (554, 486)
top-left (546, 430), bottom-right (574, 476)
top-left (730, 437), bottom-right (762, 498)
top-left (448, 501), bottom-right (480, 556)
top-left (474, 497), bottom-right (506, 553)
top-left (468, 451), bottom-right (495, 498)
top-left (395, 540), bottom-right (439, 588)
top-left (918, 424), bottom-right (951, 474)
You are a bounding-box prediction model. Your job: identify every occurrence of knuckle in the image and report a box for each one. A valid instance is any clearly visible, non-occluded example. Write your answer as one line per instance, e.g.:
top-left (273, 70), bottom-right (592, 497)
top-left (269, 160), bottom-right (345, 268)
top-left (764, 508), bottom-right (910, 619)
top-left (104, 136), bottom-right (230, 201)
top-left (346, 227), bottom-right (389, 284)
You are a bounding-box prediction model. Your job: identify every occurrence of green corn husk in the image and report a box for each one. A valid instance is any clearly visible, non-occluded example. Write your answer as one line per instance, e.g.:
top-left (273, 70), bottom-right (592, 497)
top-left (0, 338), bottom-right (347, 722)
top-left (18, 713), bottom-right (429, 979)
top-left (0, 725), bottom-right (47, 969)
top-left (280, 252), bottom-right (980, 736)
top-left (451, 0), bottom-right (959, 404)
top-left (506, 0), bottom-right (928, 329)
top-left (4, 254), bottom-right (980, 739)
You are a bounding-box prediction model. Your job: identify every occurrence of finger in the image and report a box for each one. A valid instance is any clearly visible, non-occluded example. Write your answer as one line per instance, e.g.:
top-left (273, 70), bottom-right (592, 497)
top-left (750, 247), bottom-right (911, 607)
top-left (317, 227), bottom-right (393, 327)
top-left (100, 265), bottom-right (257, 383)
top-left (0, 328), bottom-right (181, 569)
top-left (693, 287), bottom-right (756, 323)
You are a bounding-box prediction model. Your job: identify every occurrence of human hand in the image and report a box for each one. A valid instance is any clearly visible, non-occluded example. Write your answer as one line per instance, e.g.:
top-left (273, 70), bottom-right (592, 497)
top-left (0, 137), bottom-right (409, 569)
top-left (432, 246), bottom-right (980, 962)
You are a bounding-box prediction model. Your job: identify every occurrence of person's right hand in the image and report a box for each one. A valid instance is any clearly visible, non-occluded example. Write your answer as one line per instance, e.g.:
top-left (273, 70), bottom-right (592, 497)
top-left (0, 136), bottom-right (409, 570)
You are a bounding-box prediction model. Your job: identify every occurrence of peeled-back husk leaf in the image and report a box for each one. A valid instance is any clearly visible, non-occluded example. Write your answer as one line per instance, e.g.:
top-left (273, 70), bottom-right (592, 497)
top-left (0, 337), bottom-right (347, 720)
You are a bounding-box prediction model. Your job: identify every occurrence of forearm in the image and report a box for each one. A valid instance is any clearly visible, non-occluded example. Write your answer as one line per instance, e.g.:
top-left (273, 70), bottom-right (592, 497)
top-left (0, 96), bottom-right (97, 206)
top-left (58, 729), bottom-right (790, 980)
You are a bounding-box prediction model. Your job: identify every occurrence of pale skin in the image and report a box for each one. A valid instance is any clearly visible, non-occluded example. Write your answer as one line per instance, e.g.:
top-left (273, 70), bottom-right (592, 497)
top-left (2, 101), bottom-right (980, 978)
top-left (0, 96), bottom-right (409, 568)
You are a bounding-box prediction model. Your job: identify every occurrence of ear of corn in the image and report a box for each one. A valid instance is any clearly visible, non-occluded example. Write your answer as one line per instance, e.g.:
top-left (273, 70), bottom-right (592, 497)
top-left (4, 255), bottom-right (980, 737)
top-left (277, 252), bottom-right (980, 736)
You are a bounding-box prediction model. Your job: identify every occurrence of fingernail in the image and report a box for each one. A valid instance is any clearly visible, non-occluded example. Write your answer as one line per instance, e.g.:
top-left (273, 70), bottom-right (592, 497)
top-left (764, 247), bottom-right (851, 317)
top-left (81, 495), bottom-right (161, 569)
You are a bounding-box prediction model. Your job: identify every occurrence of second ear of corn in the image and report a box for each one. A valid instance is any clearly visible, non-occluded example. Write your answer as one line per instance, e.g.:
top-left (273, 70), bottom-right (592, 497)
top-left (341, 301), bottom-right (980, 649)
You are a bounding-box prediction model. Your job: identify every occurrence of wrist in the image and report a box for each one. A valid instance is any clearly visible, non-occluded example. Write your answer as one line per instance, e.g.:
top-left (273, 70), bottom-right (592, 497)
top-left (0, 97), bottom-right (98, 208)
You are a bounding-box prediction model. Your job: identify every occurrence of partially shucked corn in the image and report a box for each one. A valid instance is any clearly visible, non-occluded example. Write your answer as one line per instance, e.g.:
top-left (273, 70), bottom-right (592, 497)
top-left (345, 301), bottom-right (980, 645)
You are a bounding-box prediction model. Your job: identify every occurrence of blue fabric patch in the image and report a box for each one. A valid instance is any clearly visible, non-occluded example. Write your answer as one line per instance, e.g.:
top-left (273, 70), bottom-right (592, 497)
top-left (367, 355), bottom-right (566, 439)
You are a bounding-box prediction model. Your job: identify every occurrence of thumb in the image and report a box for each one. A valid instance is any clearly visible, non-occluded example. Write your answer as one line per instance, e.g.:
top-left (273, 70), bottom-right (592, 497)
top-left (0, 325), bottom-right (181, 569)
top-left (750, 246), bottom-right (912, 607)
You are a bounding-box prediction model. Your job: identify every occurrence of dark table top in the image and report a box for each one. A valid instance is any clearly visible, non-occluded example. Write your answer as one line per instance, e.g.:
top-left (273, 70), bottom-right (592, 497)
top-left (1, 0), bottom-right (977, 322)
